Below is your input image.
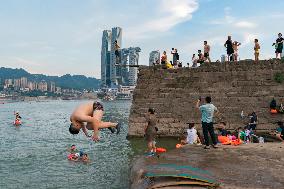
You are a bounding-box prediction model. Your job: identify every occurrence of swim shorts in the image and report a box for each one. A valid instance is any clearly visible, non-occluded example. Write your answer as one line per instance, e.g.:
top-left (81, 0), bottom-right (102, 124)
top-left (204, 52), bottom-right (209, 58)
top-left (275, 47), bottom-right (283, 54)
top-left (115, 50), bottom-right (120, 57)
top-left (93, 101), bottom-right (104, 111)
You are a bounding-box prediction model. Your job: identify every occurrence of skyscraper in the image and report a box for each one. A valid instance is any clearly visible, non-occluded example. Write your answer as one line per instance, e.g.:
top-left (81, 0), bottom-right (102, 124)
top-left (101, 30), bottom-right (111, 87)
top-left (110, 27), bottom-right (122, 86)
top-left (149, 50), bottom-right (160, 66)
top-left (100, 27), bottom-right (140, 87)
top-left (128, 47), bottom-right (141, 86)
top-left (20, 77), bottom-right (28, 88)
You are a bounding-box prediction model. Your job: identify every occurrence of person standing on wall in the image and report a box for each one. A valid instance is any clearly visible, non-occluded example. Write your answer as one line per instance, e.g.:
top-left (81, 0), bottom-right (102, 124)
top-left (273, 33), bottom-right (283, 59)
top-left (254, 39), bottom-right (260, 62)
top-left (224, 36), bottom-right (234, 62)
top-left (204, 41), bottom-right (211, 63)
top-left (196, 96), bottom-right (219, 149)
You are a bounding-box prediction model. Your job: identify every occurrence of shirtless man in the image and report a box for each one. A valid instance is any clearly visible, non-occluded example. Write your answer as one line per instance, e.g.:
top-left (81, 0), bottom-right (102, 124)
top-left (204, 41), bottom-right (211, 63)
top-left (69, 101), bottom-right (121, 142)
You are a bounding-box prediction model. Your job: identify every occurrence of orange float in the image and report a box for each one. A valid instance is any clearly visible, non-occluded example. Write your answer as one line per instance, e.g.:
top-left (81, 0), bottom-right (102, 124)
top-left (176, 144), bottom-right (182, 148)
top-left (270, 109), bottom-right (277, 114)
top-left (156, 147), bottom-right (167, 153)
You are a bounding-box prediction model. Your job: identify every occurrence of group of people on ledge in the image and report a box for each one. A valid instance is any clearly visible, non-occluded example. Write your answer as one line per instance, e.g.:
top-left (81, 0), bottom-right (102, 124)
top-left (155, 33), bottom-right (283, 69)
top-left (144, 96), bottom-right (284, 154)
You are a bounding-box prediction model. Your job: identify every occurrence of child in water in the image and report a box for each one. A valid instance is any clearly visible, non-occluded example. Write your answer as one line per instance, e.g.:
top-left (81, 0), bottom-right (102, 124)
top-left (81, 153), bottom-right (90, 163)
top-left (68, 145), bottom-right (78, 154)
top-left (68, 149), bottom-right (90, 162)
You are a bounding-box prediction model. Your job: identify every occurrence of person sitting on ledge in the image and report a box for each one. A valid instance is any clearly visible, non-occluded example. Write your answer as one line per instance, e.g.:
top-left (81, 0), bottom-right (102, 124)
top-left (270, 98), bottom-right (277, 114)
top-left (275, 121), bottom-right (284, 142)
top-left (216, 122), bottom-right (229, 136)
top-left (180, 122), bottom-right (201, 145)
top-left (197, 50), bottom-right (205, 64)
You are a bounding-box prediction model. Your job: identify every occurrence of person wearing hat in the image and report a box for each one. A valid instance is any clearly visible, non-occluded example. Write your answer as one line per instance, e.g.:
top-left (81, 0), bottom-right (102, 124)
top-left (144, 108), bottom-right (158, 154)
top-left (69, 101), bottom-right (121, 142)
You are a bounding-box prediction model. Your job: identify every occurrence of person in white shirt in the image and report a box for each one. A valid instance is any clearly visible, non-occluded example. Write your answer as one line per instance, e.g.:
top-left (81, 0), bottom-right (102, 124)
top-left (181, 123), bottom-right (201, 145)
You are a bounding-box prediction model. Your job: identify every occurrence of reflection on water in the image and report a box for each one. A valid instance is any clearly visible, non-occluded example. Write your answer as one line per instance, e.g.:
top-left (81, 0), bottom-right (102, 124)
top-left (0, 100), bottom-right (177, 189)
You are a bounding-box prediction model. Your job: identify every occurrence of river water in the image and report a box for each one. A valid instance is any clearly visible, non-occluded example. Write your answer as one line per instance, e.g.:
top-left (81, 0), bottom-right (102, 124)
top-left (0, 100), bottom-right (177, 189)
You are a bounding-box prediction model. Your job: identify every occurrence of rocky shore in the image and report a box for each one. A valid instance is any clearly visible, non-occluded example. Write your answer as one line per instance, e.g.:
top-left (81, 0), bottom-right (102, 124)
top-left (130, 143), bottom-right (284, 189)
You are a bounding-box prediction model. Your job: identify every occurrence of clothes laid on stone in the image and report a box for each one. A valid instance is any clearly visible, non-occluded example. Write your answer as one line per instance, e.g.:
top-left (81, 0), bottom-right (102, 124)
top-left (186, 128), bottom-right (198, 144)
top-left (145, 114), bottom-right (157, 142)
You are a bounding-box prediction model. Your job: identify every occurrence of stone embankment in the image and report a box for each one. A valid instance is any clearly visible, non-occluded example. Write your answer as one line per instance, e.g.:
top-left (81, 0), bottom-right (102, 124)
top-left (128, 60), bottom-right (284, 137)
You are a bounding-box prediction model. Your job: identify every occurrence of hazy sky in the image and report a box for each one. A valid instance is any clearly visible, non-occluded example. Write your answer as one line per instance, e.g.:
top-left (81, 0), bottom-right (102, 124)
top-left (0, 0), bottom-right (283, 78)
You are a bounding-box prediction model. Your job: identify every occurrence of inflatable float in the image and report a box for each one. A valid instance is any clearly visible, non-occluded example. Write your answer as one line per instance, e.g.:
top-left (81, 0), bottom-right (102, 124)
top-left (156, 147), bottom-right (166, 153)
top-left (13, 120), bottom-right (21, 126)
top-left (218, 136), bottom-right (242, 146)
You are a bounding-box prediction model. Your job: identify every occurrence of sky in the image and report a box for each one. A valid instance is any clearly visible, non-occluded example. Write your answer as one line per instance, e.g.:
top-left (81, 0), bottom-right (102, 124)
top-left (0, 0), bottom-right (283, 78)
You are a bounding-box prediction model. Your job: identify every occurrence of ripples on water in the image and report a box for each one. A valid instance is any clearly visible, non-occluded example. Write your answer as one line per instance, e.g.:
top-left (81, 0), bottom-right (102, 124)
top-left (0, 100), bottom-right (178, 189)
top-left (0, 100), bottom-right (133, 189)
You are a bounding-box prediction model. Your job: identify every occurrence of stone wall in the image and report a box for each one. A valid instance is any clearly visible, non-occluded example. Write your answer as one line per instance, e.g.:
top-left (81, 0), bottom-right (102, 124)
top-left (128, 60), bottom-right (284, 137)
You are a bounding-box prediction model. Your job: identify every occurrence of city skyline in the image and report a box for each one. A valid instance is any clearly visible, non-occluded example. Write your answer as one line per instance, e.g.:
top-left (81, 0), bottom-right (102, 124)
top-left (0, 0), bottom-right (283, 78)
top-left (101, 27), bottom-right (140, 87)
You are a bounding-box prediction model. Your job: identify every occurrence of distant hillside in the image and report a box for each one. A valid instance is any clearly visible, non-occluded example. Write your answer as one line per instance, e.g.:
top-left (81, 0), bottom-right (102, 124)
top-left (0, 67), bottom-right (101, 90)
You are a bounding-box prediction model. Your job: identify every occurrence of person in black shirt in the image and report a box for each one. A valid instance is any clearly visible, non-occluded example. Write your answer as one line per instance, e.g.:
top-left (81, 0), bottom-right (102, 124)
top-left (273, 33), bottom-right (284, 59)
top-left (224, 36), bottom-right (234, 62)
top-left (248, 112), bottom-right (257, 131)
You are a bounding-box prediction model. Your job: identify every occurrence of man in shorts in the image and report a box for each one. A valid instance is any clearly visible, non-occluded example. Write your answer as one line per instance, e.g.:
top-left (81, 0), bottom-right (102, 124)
top-left (204, 41), bottom-right (211, 63)
top-left (274, 33), bottom-right (284, 59)
top-left (69, 101), bottom-right (121, 142)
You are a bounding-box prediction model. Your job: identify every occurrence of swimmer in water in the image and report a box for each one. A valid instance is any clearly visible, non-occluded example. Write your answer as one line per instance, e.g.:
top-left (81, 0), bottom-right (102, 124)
top-left (81, 153), bottom-right (90, 163)
top-left (14, 111), bottom-right (22, 121)
top-left (68, 145), bottom-right (78, 154)
top-left (69, 101), bottom-right (121, 142)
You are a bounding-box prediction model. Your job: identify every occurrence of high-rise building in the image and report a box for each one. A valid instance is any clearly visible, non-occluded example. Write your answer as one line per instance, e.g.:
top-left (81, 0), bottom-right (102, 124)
top-left (128, 47), bottom-right (141, 86)
top-left (27, 81), bottom-right (38, 91)
top-left (101, 30), bottom-right (112, 87)
top-left (5, 79), bottom-right (13, 86)
top-left (100, 27), bottom-right (140, 87)
top-left (14, 79), bottom-right (21, 90)
top-left (20, 77), bottom-right (28, 88)
top-left (49, 82), bottom-right (56, 92)
top-left (38, 81), bottom-right (48, 92)
top-left (149, 50), bottom-right (160, 66)
top-left (110, 27), bottom-right (122, 86)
